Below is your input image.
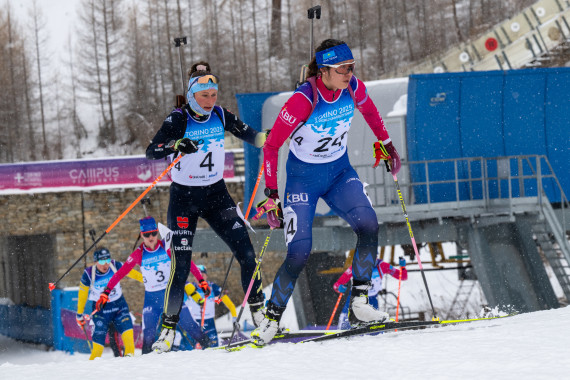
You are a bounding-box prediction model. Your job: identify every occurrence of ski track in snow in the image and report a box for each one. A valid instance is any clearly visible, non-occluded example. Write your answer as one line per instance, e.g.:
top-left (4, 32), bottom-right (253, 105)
top-left (1, 306), bottom-right (569, 380)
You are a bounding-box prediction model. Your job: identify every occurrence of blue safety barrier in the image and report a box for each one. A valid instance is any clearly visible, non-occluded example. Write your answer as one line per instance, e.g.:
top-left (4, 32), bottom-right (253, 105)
top-left (0, 304), bottom-right (52, 346)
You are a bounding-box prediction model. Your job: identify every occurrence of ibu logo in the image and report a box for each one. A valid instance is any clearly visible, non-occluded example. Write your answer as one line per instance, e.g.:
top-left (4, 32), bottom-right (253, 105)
top-left (286, 193), bottom-right (309, 204)
top-left (280, 109), bottom-right (297, 125)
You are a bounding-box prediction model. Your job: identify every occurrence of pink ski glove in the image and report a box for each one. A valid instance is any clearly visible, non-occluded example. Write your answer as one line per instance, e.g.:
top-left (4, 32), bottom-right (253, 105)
top-left (252, 197), bottom-right (283, 229)
top-left (373, 141), bottom-right (401, 175)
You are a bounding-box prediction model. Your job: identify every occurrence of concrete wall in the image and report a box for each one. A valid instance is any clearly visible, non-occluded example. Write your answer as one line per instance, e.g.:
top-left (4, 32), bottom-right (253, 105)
top-left (0, 183), bottom-right (286, 319)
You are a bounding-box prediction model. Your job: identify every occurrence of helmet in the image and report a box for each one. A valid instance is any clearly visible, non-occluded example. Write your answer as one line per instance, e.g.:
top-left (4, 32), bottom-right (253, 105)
top-left (93, 248), bottom-right (111, 262)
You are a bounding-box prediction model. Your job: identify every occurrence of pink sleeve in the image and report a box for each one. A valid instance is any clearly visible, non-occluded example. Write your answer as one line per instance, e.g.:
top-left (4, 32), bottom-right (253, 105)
top-left (190, 261), bottom-right (204, 283)
top-left (165, 241), bottom-right (172, 259)
top-left (379, 261), bottom-right (408, 281)
top-left (354, 78), bottom-right (391, 143)
top-left (262, 92), bottom-right (313, 190)
top-left (334, 267), bottom-right (353, 288)
top-left (106, 248), bottom-right (142, 290)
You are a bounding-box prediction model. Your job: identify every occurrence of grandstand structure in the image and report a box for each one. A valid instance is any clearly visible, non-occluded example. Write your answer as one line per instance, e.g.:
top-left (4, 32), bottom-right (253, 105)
top-left (388, 0), bottom-right (570, 77)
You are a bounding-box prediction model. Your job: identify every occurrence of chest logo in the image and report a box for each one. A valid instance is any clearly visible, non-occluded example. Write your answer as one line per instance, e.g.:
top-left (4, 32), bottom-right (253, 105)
top-left (177, 216), bottom-right (189, 229)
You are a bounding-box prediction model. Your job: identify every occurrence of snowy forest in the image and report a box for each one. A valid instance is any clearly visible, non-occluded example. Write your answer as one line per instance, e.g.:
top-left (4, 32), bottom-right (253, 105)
top-left (0, 0), bottom-right (537, 163)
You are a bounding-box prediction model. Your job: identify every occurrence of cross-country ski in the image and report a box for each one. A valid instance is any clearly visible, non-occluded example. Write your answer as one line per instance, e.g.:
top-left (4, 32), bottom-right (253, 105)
top-left (2, 1), bottom-right (570, 379)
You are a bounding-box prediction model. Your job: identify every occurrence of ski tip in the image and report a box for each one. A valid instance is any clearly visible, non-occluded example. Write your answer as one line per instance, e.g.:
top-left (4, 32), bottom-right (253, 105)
top-left (48, 283), bottom-right (56, 292)
top-left (225, 346), bottom-right (244, 352)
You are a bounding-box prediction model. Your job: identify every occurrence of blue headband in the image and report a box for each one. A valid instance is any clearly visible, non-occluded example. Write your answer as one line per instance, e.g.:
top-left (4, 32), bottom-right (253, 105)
top-left (187, 76), bottom-right (218, 116)
top-left (190, 82), bottom-right (218, 93)
top-left (187, 77), bottom-right (218, 95)
top-left (316, 44), bottom-right (354, 68)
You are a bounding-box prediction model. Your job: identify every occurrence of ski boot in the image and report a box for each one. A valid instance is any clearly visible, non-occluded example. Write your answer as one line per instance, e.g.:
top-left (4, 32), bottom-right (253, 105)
top-left (195, 333), bottom-right (211, 350)
top-left (251, 302), bottom-right (286, 346)
top-left (152, 314), bottom-right (178, 354)
top-left (248, 293), bottom-right (266, 328)
top-left (348, 282), bottom-right (389, 326)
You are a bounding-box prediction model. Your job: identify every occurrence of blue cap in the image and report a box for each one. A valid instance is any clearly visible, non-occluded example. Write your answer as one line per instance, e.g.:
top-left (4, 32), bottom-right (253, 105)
top-left (316, 43), bottom-right (354, 68)
top-left (94, 248), bottom-right (111, 261)
top-left (140, 216), bottom-right (157, 232)
top-left (197, 265), bottom-right (207, 274)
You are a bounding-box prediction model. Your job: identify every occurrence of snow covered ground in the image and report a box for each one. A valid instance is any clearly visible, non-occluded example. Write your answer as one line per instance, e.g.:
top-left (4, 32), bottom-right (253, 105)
top-left (1, 306), bottom-right (569, 380)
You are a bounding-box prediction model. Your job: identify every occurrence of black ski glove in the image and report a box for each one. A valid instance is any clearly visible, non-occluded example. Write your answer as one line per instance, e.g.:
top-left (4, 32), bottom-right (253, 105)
top-left (168, 138), bottom-right (199, 154)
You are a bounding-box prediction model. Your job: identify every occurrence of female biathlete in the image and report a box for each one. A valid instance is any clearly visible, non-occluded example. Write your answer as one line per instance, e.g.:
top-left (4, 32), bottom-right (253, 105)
top-left (145, 64), bottom-right (268, 353)
top-left (252, 39), bottom-right (401, 345)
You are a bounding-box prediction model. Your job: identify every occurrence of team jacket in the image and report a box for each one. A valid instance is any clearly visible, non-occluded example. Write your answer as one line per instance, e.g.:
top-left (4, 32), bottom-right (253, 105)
top-left (76, 260), bottom-right (143, 314)
top-left (334, 260), bottom-right (408, 297)
top-left (262, 75), bottom-right (392, 189)
top-left (105, 239), bottom-right (205, 293)
top-left (186, 281), bottom-right (237, 321)
top-left (146, 105), bottom-right (259, 186)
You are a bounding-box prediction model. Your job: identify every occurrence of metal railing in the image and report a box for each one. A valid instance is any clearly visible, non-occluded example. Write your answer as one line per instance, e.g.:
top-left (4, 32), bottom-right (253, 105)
top-left (354, 155), bottom-right (568, 233)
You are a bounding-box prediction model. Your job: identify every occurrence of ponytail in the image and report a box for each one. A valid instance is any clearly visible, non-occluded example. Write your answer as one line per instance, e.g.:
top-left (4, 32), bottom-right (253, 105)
top-left (306, 57), bottom-right (320, 79)
top-left (188, 61), bottom-right (211, 80)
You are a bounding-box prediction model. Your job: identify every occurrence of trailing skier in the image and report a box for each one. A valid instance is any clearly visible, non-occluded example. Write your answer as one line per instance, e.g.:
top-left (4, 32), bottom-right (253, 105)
top-left (76, 248), bottom-right (142, 359)
top-left (185, 264), bottom-right (238, 347)
top-left (251, 39), bottom-right (402, 346)
top-left (334, 257), bottom-right (408, 329)
top-left (95, 216), bottom-right (211, 354)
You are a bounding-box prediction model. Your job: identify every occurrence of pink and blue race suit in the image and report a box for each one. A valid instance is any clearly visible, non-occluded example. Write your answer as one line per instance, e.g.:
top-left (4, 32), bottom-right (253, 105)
top-left (334, 260), bottom-right (408, 329)
top-left (263, 75), bottom-right (393, 308)
top-left (106, 240), bottom-right (209, 353)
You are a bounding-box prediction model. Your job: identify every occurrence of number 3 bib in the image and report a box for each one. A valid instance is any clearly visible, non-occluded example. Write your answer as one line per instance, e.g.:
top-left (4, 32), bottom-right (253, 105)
top-left (141, 245), bottom-right (171, 292)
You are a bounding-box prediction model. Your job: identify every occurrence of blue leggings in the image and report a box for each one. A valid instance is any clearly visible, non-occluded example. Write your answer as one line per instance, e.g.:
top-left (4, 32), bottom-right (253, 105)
top-left (91, 297), bottom-right (133, 346)
top-left (142, 289), bottom-right (208, 353)
top-left (177, 318), bottom-right (218, 350)
top-left (270, 153), bottom-right (379, 307)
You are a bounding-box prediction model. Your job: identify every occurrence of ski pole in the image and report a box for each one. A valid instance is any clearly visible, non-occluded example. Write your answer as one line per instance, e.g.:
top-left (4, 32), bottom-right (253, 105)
top-left (215, 164), bottom-right (264, 304)
top-left (48, 155), bottom-right (183, 291)
top-left (201, 297), bottom-right (207, 329)
top-left (80, 324), bottom-right (92, 352)
top-left (245, 166), bottom-right (264, 220)
top-left (326, 292), bottom-right (343, 330)
top-left (177, 324), bottom-right (195, 348)
top-left (134, 313), bottom-right (144, 348)
top-left (388, 165), bottom-right (438, 320)
top-left (395, 259), bottom-right (403, 322)
top-left (225, 228), bottom-right (274, 350)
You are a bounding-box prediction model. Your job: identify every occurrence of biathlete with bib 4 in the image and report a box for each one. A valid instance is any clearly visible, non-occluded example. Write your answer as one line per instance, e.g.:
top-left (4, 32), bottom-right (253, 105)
top-left (145, 64), bottom-right (269, 353)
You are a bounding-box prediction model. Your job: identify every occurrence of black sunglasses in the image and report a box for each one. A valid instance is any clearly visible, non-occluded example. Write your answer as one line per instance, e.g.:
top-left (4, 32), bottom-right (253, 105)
top-left (142, 231), bottom-right (158, 238)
